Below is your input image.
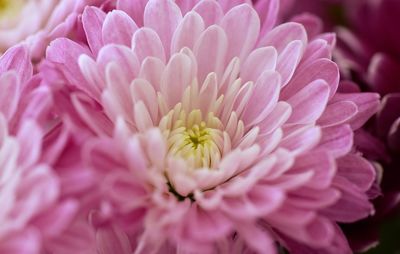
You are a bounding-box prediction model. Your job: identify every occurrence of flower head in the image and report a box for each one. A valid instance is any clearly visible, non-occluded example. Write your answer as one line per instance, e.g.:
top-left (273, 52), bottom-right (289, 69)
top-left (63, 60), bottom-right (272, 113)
top-left (44, 0), bottom-right (380, 253)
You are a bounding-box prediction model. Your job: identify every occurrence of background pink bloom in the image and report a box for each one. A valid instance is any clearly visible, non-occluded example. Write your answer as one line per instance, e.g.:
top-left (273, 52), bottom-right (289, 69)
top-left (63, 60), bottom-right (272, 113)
top-left (0, 44), bottom-right (100, 254)
top-left (269, 0), bottom-right (400, 251)
top-left (40, 0), bottom-right (380, 253)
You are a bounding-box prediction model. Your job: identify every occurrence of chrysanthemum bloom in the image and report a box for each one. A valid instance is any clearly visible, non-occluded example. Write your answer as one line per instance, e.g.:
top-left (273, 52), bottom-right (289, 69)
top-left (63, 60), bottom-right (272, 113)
top-left (44, 0), bottom-right (380, 253)
top-left (0, 45), bottom-right (100, 254)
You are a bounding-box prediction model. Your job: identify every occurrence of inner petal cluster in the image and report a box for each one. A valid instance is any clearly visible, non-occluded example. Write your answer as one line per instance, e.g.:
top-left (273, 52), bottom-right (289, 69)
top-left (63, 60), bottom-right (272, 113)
top-left (160, 107), bottom-right (224, 169)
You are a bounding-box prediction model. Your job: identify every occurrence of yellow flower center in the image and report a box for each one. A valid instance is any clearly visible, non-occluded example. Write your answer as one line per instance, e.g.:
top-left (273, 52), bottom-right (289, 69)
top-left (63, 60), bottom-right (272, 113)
top-left (159, 105), bottom-right (224, 169)
top-left (0, 0), bottom-right (23, 21)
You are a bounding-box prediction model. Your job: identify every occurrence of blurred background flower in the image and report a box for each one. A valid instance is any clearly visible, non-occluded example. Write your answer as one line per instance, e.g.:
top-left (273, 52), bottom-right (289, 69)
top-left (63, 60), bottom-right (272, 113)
top-left (276, 0), bottom-right (400, 252)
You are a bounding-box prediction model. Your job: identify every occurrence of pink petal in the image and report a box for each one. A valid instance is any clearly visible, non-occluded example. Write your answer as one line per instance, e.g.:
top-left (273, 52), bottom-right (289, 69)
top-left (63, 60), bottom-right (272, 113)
top-left (78, 55), bottom-right (105, 101)
top-left (0, 45), bottom-right (32, 83)
top-left (286, 79), bottom-right (330, 124)
top-left (259, 22), bottom-right (307, 53)
top-left (46, 38), bottom-right (92, 88)
top-left (161, 53), bottom-right (195, 108)
top-left (132, 27), bottom-right (166, 64)
top-left (236, 223), bottom-right (276, 254)
top-left (282, 58), bottom-right (339, 100)
top-left (0, 72), bottom-right (20, 120)
top-left (242, 71), bottom-right (281, 126)
top-left (82, 6), bottom-right (106, 56)
top-left (254, 0), bottom-right (279, 35)
top-left (290, 152), bottom-right (336, 190)
top-left (97, 44), bottom-right (140, 83)
top-left (322, 176), bottom-right (374, 223)
top-left (116, 0), bottom-right (147, 26)
top-left (0, 230), bottom-right (41, 254)
top-left (32, 200), bottom-right (78, 238)
top-left (332, 92), bottom-right (380, 130)
top-left (138, 56), bottom-right (165, 91)
top-left (96, 227), bottom-right (132, 254)
top-left (102, 10), bottom-right (138, 46)
top-left (316, 125), bottom-right (353, 158)
top-left (194, 25), bottom-right (228, 84)
top-left (220, 4), bottom-right (260, 62)
top-left (72, 92), bottom-right (114, 136)
top-left (280, 126), bottom-right (321, 154)
top-left (241, 46), bottom-right (277, 83)
top-left (17, 120), bottom-right (42, 168)
top-left (171, 11), bottom-right (205, 54)
top-left (276, 40), bottom-right (303, 86)
top-left (337, 154), bottom-right (376, 191)
top-left (301, 39), bottom-right (331, 66)
top-left (193, 0), bottom-right (223, 27)
top-left (144, 0), bottom-right (183, 57)
top-left (130, 78), bottom-right (158, 122)
top-left (258, 102), bottom-right (292, 135)
top-left (287, 187), bottom-right (341, 209)
top-left (317, 101), bottom-right (358, 127)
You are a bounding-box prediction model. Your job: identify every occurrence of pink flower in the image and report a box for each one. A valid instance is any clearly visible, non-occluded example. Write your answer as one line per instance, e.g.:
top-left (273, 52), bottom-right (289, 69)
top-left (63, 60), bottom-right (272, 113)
top-left (0, 0), bottom-right (107, 59)
top-left (0, 45), bottom-right (99, 254)
top-left (43, 0), bottom-right (380, 253)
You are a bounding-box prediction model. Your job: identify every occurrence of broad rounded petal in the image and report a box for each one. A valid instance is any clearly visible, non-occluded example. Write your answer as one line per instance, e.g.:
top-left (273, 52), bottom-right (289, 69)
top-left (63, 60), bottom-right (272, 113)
top-left (138, 57), bottom-right (165, 91)
top-left (0, 45), bottom-right (32, 83)
top-left (241, 46), bottom-right (277, 83)
top-left (171, 11), bottom-right (205, 54)
top-left (316, 125), bottom-right (353, 158)
top-left (220, 4), bottom-right (260, 62)
top-left (280, 126), bottom-right (321, 154)
top-left (258, 102), bottom-right (292, 135)
top-left (144, 0), bottom-right (183, 57)
top-left (275, 217), bottom-right (335, 248)
top-left (337, 154), bottom-right (376, 191)
top-left (97, 44), bottom-right (140, 83)
top-left (102, 10), bottom-right (138, 46)
top-left (259, 22), bottom-right (307, 53)
top-left (46, 38), bottom-right (92, 88)
top-left (130, 79), bottom-right (158, 122)
top-left (132, 27), bottom-right (166, 64)
top-left (276, 40), bottom-right (303, 86)
top-left (0, 72), bottom-right (20, 120)
top-left (160, 53), bottom-right (195, 108)
top-left (242, 71), bottom-right (281, 126)
top-left (286, 79), bottom-right (330, 124)
top-left (301, 39), bottom-right (331, 66)
top-left (194, 25), bottom-right (228, 84)
top-left (287, 186), bottom-right (341, 209)
top-left (322, 176), bottom-right (374, 223)
top-left (82, 6), bottom-right (106, 55)
top-left (332, 92), bottom-right (380, 130)
top-left (78, 55), bottom-right (105, 101)
top-left (254, 0), bottom-right (279, 35)
top-left (17, 120), bottom-right (42, 168)
top-left (193, 0), bottom-right (223, 27)
top-left (96, 227), bottom-right (132, 254)
top-left (236, 223), bottom-right (277, 254)
top-left (32, 200), bottom-right (78, 238)
top-left (184, 206), bottom-right (232, 241)
top-left (290, 13), bottom-right (323, 39)
top-left (290, 152), bottom-right (336, 190)
top-left (134, 101), bottom-right (155, 132)
top-left (317, 101), bottom-right (358, 127)
top-left (72, 92), bottom-right (114, 136)
top-left (117, 0), bottom-right (147, 26)
top-left (282, 58), bottom-right (339, 100)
